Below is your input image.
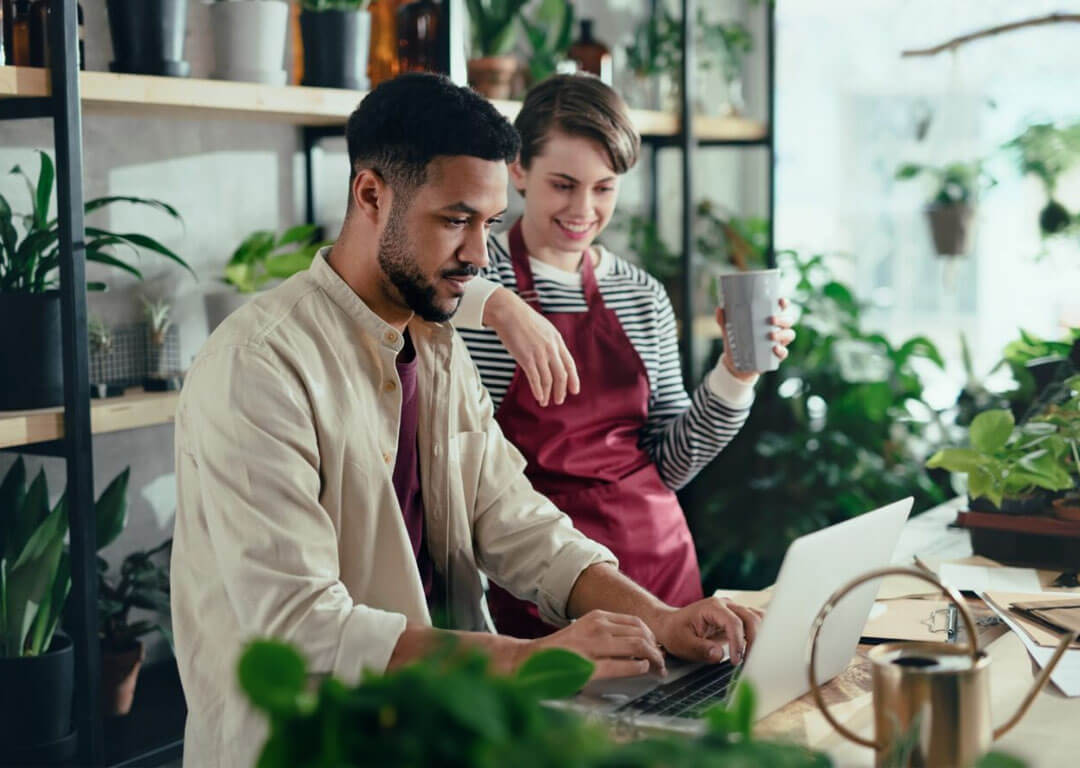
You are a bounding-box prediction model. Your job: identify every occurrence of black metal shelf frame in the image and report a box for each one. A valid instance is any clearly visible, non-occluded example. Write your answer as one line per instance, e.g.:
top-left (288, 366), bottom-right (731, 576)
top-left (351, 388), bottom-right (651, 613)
top-left (0, 0), bottom-right (774, 765)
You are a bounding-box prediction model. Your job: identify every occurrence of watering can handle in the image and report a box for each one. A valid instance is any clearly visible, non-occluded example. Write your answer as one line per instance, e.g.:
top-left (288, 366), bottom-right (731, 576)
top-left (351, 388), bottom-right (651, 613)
top-left (992, 628), bottom-right (1078, 740)
top-left (806, 566), bottom-right (980, 751)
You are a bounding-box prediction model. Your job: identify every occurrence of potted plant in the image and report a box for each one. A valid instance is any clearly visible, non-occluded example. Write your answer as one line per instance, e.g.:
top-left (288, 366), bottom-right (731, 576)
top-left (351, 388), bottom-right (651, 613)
top-left (622, 5), bottom-right (681, 111)
top-left (299, 0), bottom-right (373, 90)
top-left (0, 459), bottom-right (128, 764)
top-left (205, 224), bottom-right (327, 331)
top-left (210, 0), bottom-right (291, 85)
top-left (0, 151), bottom-right (193, 411)
top-left (464, 0), bottom-right (528, 99)
top-left (518, 0), bottom-right (574, 85)
top-left (894, 160), bottom-right (995, 257)
top-left (141, 296), bottom-right (183, 392)
top-left (927, 408), bottom-right (1074, 515)
top-left (88, 316), bottom-right (124, 399)
top-left (106, 0), bottom-right (190, 76)
top-left (1033, 375), bottom-right (1080, 521)
top-left (1004, 121), bottom-right (1080, 240)
top-left (98, 537), bottom-right (173, 716)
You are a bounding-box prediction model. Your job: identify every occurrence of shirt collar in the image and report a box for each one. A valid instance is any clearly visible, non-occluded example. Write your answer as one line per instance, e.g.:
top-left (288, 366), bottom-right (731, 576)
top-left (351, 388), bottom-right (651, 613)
top-left (308, 246), bottom-right (455, 351)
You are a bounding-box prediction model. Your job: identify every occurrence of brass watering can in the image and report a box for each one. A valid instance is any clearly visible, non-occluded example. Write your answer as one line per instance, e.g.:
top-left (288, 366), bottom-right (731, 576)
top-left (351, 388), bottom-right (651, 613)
top-left (806, 567), bottom-right (1078, 768)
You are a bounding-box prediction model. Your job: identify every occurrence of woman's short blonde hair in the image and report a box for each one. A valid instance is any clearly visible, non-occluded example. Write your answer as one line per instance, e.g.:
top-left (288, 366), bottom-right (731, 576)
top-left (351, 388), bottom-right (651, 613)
top-left (514, 74), bottom-right (641, 174)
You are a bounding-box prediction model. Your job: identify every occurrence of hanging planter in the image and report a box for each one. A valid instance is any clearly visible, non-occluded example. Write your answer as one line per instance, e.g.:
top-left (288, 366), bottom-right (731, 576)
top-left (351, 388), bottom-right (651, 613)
top-left (924, 202), bottom-right (975, 258)
top-left (895, 160), bottom-right (994, 258)
top-left (106, 0), bottom-right (191, 77)
top-left (299, 2), bottom-right (372, 90)
top-left (210, 0), bottom-right (290, 85)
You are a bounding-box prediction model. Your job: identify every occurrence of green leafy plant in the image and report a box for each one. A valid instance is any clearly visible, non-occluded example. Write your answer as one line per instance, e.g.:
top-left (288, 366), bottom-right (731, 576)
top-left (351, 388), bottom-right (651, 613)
top-left (465, 0), bottom-right (529, 58)
top-left (1003, 121), bottom-right (1080, 237)
top-left (98, 538), bottom-right (173, 653)
top-left (223, 224), bottom-right (327, 294)
top-left (625, 5), bottom-right (753, 88)
top-left (239, 638), bottom-right (832, 768)
top-left (894, 160), bottom-right (996, 206)
top-left (926, 409), bottom-right (1074, 508)
top-left (518, 0), bottom-right (574, 83)
top-left (299, 0), bottom-right (371, 11)
top-left (0, 459), bottom-right (129, 658)
top-left (0, 151), bottom-right (192, 294)
top-left (696, 201), bottom-right (769, 270)
top-left (686, 251), bottom-right (949, 589)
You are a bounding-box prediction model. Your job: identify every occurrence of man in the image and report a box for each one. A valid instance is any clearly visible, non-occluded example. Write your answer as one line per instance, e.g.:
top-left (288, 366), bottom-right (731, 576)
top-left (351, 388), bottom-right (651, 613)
top-left (172, 74), bottom-right (761, 767)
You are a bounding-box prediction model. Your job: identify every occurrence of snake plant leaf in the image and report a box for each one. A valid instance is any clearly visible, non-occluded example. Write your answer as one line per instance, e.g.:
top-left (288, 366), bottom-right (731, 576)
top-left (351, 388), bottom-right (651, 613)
top-left (95, 467), bottom-right (130, 552)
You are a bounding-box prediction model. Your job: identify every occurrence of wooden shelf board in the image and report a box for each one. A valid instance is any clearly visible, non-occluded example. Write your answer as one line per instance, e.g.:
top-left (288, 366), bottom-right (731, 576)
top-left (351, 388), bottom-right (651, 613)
top-left (0, 388), bottom-right (179, 449)
top-left (0, 66), bottom-right (768, 140)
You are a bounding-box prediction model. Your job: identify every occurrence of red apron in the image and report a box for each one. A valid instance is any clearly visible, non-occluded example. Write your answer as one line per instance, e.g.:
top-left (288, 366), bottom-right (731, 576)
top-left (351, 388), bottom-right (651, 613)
top-left (487, 220), bottom-right (703, 638)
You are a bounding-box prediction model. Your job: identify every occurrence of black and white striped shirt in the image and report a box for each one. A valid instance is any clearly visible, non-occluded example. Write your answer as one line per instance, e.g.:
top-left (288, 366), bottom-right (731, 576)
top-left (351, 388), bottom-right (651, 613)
top-left (452, 231), bottom-right (755, 491)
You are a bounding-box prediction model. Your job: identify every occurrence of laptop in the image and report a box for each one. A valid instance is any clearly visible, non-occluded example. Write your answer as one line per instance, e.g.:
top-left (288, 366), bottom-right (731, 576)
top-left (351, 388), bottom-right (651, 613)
top-left (562, 497), bottom-right (914, 732)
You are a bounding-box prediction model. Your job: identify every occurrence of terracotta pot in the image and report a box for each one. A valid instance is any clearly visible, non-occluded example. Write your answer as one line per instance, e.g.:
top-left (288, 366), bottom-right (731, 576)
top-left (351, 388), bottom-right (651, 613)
top-left (101, 641), bottom-right (145, 717)
top-left (1052, 496), bottom-right (1080, 522)
top-left (467, 55), bottom-right (518, 99)
top-left (924, 203), bottom-right (974, 257)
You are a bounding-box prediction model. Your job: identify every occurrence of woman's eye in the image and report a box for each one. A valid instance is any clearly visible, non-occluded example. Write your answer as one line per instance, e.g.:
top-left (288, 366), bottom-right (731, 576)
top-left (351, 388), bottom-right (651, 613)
top-left (596, 187), bottom-right (614, 194)
top-left (553, 183), bottom-right (573, 191)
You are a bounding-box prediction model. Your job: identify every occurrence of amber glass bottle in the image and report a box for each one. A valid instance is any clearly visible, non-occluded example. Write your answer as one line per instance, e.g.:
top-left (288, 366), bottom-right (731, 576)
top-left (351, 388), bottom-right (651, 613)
top-left (568, 19), bottom-right (612, 86)
top-left (368, 0), bottom-right (401, 86)
top-left (27, 0), bottom-right (83, 69)
top-left (7, 0), bottom-right (31, 66)
top-left (397, 0), bottom-right (441, 74)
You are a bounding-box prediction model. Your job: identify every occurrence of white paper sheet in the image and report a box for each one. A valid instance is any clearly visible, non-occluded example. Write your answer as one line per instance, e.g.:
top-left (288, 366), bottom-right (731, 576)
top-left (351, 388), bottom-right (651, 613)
top-left (980, 591), bottom-right (1080, 697)
top-left (940, 563), bottom-right (1043, 594)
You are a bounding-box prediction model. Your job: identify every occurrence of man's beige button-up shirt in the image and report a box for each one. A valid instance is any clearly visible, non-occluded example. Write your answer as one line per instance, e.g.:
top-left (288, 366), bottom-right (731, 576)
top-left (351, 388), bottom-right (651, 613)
top-left (172, 251), bottom-right (616, 767)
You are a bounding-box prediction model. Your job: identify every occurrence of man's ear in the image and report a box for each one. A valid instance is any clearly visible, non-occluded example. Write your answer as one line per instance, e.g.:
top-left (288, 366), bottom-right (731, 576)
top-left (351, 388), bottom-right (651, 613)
top-left (509, 159), bottom-right (528, 196)
top-left (351, 168), bottom-right (389, 222)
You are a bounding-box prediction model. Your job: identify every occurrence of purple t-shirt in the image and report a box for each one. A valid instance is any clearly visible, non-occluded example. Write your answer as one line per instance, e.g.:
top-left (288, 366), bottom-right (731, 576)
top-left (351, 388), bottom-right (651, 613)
top-left (393, 331), bottom-right (433, 597)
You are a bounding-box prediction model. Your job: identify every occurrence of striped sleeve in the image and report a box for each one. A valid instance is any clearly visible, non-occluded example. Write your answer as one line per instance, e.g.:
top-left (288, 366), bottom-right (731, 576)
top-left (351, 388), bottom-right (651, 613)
top-left (637, 277), bottom-right (753, 491)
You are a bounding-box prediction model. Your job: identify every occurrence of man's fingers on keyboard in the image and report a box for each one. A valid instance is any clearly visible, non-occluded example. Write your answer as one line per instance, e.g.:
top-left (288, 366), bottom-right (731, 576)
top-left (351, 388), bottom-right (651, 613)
top-left (593, 658), bottom-right (652, 679)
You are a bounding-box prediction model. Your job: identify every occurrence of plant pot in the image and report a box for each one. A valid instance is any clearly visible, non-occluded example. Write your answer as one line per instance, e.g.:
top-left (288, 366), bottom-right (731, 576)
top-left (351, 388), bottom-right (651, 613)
top-left (106, 0), bottom-right (190, 76)
top-left (299, 9), bottom-right (371, 90)
top-left (101, 641), bottom-right (146, 717)
top-left (1053, 495), bottom-right (1080, 522)
top-left (210, 0), bottom-right (290, 86)
top-left (924, 203), bottom-right (974, 257)
top-left (0, 291), bottom-right (63, 411)
top-left (467, 55), bottom-right (518, 100)
top-left (969, 491), bottom-right (1050, 516)
top-left (0, 633), bottom-right (77, 762)
top-left (204, 290), bottom-right (255, 333)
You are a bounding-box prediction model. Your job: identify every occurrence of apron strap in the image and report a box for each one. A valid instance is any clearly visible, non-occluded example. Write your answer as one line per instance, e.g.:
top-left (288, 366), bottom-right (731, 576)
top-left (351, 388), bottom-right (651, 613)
top-left (508, 218), bottom-right (602, 313)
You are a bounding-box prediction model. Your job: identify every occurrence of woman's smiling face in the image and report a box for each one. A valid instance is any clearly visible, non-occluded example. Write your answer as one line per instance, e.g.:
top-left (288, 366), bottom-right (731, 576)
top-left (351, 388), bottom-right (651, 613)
top-left (512, 130), bottom-right (622, 260)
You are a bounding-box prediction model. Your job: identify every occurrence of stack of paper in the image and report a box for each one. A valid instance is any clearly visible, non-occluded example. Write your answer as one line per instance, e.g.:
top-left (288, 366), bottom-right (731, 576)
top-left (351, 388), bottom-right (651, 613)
top-left (981, 591), bottom-right (1080, 697)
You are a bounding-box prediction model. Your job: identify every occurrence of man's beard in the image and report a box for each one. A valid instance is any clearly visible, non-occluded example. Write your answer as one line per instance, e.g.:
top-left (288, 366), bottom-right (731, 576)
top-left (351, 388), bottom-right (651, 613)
top-left (377, 201), bottom-right (476, 322)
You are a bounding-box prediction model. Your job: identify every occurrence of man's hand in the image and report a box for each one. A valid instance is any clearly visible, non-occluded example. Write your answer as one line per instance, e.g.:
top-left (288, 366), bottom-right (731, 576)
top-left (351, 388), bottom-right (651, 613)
top-left (483, 287), bottom-right (580, 407)
top-left (650, 597), bottom-right (764, 666)
top-left (519, 610), bottom-right (667, 680)
top-left (718, 297), bottom-right (796, 382)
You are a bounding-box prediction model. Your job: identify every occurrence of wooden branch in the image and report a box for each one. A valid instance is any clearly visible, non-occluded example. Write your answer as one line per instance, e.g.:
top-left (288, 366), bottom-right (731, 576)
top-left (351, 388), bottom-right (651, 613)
top-left (901, 12), bottom-right (1080, 57)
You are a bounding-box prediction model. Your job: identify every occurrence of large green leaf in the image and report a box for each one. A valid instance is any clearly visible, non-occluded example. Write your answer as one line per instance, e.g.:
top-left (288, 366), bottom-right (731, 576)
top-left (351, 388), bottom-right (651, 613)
top-left (0, 457), bottom-right (28, 559)
top-left (513, 648), bottom-right (593, 699)
top-left (85, 247), bottom-right (144, 280)
top-left (84, 228), bottom-right (195, 278)
top-left (78, 194), bottom-right (181, 222)
top-left (263, 247), bottom-right (318, 279)
top-left (275, 224), bottom-right (319, 248)
top-left (0, 193), bottom-right (18, 265)
top-left (238, 640), bottom-right (308, 716)
top-left (33, 151), bottom-right (55, 231)
top-left (95, 467), bottom-right (130, 552)
top-left (5, 497), bottom-right (66, 656)
top-left (926, 448), bottom-right (984, 475)
top-left (969, 409), bottom-right (1014, 454)
top-left (9, 469), bottom-right (49, 567)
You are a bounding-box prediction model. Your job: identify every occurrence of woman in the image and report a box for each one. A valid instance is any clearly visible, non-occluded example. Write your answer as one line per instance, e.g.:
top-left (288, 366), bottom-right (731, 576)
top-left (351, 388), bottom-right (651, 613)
top-left (453, 74), bottom-right (794, 638)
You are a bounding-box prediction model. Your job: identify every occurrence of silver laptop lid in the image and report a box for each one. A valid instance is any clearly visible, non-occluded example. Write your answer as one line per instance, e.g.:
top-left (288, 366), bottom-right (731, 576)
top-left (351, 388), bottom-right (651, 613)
top-left (741, 497), bottom-right (913, 719)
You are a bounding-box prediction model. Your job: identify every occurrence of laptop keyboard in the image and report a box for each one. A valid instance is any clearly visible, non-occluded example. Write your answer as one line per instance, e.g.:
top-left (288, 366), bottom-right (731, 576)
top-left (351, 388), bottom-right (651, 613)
top-left (613, 660), bottom-right (738, 719)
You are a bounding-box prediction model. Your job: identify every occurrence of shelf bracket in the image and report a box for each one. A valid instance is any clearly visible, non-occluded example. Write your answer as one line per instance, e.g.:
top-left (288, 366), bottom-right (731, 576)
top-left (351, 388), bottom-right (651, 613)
top-left (0, 96), bottom-right (53, 120)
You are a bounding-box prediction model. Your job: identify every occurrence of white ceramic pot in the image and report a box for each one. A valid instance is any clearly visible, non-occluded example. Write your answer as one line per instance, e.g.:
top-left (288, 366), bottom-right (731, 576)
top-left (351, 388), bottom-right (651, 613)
top-left (209, 0), bottom-right (289, 85)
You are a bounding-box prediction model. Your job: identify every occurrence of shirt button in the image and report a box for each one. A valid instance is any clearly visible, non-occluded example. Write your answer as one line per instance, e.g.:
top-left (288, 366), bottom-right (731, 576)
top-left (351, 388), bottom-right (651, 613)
top-left (383, 452), bottom-right (392, 465)
top-left (384, 380), bottom-right (397, 393)
top-left (384, 330), bottom-right (398, 345)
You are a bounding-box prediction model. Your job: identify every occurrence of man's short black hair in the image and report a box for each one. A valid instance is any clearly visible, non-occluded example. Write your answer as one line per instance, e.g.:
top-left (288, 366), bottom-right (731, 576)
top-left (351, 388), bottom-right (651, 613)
top-left (346, 73), bottom-right (521, 193)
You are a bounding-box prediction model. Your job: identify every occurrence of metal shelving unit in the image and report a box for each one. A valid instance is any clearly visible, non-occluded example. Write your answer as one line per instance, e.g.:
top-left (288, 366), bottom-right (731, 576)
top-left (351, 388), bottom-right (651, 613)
top-left (0, 1), bottom-right (775, 764)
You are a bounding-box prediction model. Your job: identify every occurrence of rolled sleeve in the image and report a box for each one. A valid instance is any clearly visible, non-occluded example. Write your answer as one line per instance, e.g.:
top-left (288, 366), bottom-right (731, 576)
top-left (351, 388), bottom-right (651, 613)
top-left (451, 275), bottom-right (501, 330)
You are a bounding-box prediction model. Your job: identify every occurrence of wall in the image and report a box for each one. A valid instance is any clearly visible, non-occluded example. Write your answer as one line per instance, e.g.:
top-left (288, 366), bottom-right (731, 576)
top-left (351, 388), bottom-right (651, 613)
top-left (0, 0), bottom-right (766, 661)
